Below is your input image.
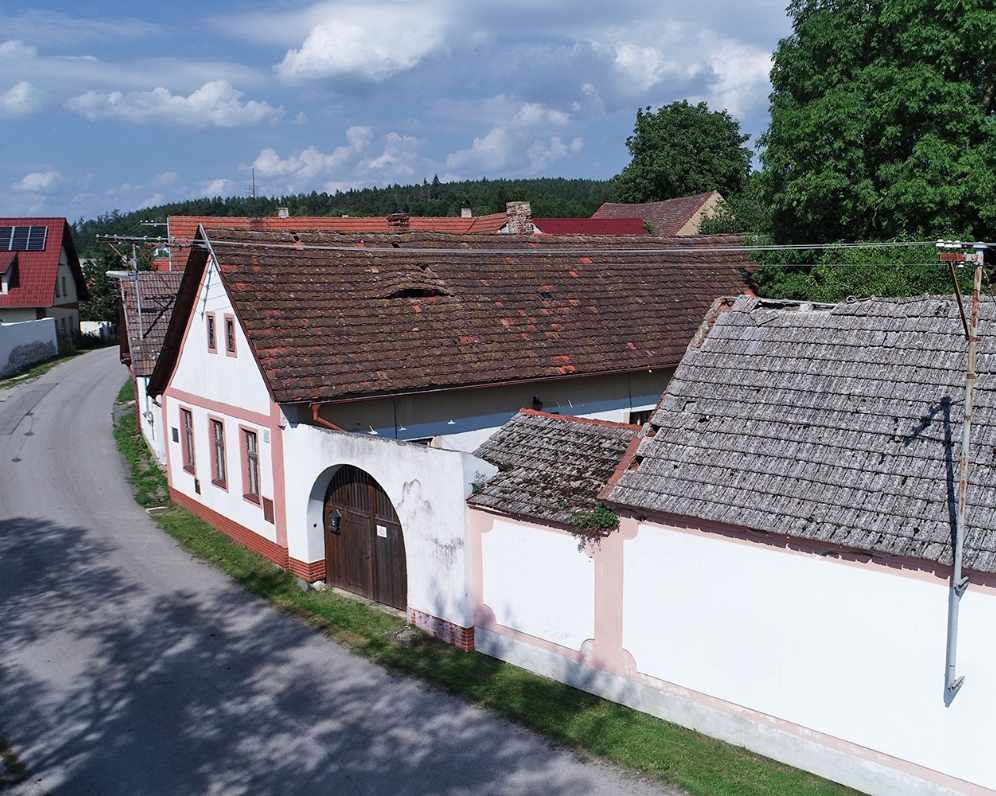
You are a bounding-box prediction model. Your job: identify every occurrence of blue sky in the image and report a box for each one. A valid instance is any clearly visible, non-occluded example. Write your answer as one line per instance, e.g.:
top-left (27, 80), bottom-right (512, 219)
top-left (0, 0), bottom-right (791, 221)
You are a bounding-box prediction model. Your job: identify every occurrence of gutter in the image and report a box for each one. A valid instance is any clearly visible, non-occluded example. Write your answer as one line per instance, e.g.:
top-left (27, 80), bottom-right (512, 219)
top-left (310, 402), bottom-right (344, 432)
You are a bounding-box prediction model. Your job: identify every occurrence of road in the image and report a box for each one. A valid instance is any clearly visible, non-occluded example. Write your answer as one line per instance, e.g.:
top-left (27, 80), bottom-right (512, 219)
top-left (0, 349), bottom-right (671, 796)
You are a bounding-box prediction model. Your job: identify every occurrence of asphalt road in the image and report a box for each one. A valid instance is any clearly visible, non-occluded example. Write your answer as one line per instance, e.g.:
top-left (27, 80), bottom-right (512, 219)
top-left (0, 349), bottom-right (672, 796)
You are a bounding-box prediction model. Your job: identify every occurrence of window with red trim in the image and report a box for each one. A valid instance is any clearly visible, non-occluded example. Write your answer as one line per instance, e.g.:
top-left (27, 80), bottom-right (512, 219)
top-left (180, 408), bottom-right (195, 473)
top-left (243, 429), bottom-right (259, 502)
top-left (210, 419), bottom-right (226, 487)
top-left (225, 315), bottom-right (236, 356)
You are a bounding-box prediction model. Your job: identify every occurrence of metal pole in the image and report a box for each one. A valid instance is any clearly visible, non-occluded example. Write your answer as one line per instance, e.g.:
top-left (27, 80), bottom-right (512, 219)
top-left (945, 244), bottom-right (985, 695)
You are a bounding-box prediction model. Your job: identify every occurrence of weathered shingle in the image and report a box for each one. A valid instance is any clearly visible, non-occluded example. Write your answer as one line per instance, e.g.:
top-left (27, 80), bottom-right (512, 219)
top-left (470, 410), bottom-right (639, 524)
top-left (201, 228), bottom-right (754, 404)
top-left (607, 295), bottom-right (996, 574)
top-left (120, 272), bottom-right (183, 377)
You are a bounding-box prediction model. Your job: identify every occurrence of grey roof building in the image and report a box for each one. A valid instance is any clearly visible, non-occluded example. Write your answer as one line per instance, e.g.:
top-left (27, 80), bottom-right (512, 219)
top-left (605, 295), bottom-right (996, 574)
top-left (470, 410), bottom-right (640, 525)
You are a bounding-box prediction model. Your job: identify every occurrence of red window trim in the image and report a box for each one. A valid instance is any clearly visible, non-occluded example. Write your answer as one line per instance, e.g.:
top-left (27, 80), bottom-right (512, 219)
top-left (206, 313), bottom-right (217, 353)
top-left (240, 425), bottom-right (260, 505)
top-left (224, 314), bottom-right (237, 357)
top-left (180, 407), bottom-right (195, 475)
top-left (208, 415), bottom-right (228, 490)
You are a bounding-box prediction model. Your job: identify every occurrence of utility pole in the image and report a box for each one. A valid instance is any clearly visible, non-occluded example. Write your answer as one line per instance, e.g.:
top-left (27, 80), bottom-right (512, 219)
top-left (936, 240), bottom-right (987, 697)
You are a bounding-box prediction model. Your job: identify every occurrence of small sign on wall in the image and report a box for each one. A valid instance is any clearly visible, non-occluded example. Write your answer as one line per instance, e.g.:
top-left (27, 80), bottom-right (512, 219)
top-left (376, 524), bottom-right (388, 538)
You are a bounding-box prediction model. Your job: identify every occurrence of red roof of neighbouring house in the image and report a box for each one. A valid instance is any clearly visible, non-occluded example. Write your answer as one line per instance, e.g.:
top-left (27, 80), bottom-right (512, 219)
top-left (533, 218), bottom-right (647, 235)
top-left (149, 228), bottom-right (754, 404)
top-left (592, 192), bottom-right (721, 236)
top-left (0, 217), bottom-right (86, 309)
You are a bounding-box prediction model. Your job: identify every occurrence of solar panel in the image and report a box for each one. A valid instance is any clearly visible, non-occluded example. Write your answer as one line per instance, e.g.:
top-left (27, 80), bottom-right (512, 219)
top-left (26, 226), bottom-right (47, 251)
top-left (1, 225), bottom-right (49, 251)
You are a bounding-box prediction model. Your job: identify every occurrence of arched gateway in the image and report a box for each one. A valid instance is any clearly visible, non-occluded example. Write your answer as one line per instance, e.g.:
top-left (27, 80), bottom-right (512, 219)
top-left (323, 465), bottom-right (407, 611)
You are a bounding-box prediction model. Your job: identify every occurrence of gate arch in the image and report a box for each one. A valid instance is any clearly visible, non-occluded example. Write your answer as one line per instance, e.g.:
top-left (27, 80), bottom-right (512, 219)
top-left (323, 465), bottom-right (407, 611)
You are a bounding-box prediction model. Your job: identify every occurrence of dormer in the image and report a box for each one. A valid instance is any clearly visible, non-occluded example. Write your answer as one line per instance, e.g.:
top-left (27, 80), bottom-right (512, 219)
top-left (0, 253), bottom-right (16, 295)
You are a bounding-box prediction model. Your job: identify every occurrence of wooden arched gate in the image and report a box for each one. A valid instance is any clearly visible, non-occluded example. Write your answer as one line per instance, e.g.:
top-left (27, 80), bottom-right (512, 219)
top-left (323, 465), bottom-right (407, 611)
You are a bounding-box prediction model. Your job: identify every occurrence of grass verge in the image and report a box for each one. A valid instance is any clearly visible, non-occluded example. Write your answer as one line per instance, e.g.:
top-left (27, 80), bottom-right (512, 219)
top-left (114, 400), bottom-right (862, 796)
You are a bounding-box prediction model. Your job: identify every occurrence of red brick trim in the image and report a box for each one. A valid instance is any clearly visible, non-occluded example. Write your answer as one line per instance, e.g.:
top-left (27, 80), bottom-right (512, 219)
top-left (287, 557), bottom-right (326, 581)
top-left (171, 487), bottom-right (287, 568)
top-left (408, 608), bottom-right (474, 650)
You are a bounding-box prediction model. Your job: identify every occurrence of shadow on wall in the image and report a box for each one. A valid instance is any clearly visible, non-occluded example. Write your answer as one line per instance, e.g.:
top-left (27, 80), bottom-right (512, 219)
top-left (0, 516), bottom-right (609, 795)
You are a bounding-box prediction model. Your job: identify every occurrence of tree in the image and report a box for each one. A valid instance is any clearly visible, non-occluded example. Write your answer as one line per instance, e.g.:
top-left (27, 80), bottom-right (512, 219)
top-left (614, 100), bottom-right (752, 203)
top-left (80, 246), bottom-right (132, 323)
top-left (699, 172), bottom-right (773, 234)
top-left (760, 0), bottom-right (996, 244)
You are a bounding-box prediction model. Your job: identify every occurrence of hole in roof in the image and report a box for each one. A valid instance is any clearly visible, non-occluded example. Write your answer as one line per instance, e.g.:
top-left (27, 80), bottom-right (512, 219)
top-left (540, 291), bottom-right (553, 301)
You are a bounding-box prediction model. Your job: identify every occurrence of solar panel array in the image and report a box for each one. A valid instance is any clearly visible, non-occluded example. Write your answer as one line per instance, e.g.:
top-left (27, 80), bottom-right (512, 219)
top-left (0, 226), bottom-right (48, 252)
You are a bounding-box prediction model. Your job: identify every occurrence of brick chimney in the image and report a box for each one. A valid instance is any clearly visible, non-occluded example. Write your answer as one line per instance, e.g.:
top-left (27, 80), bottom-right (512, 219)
top-left (387, 212), bottom-right (410, 232)
top-left (505, 201), bottom-right (533, 235)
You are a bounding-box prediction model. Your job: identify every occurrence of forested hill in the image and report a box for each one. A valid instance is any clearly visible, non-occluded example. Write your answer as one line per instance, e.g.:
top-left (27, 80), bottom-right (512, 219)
top-left (72, 177), bottom-right (616, 254)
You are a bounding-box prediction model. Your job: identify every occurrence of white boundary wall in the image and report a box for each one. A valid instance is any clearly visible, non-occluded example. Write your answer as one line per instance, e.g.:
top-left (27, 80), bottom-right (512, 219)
top-left (471, 510), bottom-right (996, 796)
top-left (0, 318), bottom-right (56, 378)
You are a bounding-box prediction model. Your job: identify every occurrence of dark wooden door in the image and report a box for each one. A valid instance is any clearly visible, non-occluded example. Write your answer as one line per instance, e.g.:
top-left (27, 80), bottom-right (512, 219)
top-left (324, 465), bottom-right (407, 610)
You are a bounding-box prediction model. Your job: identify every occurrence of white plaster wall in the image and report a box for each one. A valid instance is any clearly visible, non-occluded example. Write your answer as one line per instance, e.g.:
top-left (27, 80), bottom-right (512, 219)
top-left (165, 396), bottom-right (277, 542)
top-left (281, 417), bottom-right (497, 627)
top-left (624, 524), bottom-right (996, 791)
top-left (481, 519), bottom-right (594, 649)
top-left (135, 376), bottom-right (167, 465)
top-left (0, 308), bottom-right (37, 324)
top-left (169, 257), bottom-right (272, 417)
top-left (0, 318), bottom-right (57, 377)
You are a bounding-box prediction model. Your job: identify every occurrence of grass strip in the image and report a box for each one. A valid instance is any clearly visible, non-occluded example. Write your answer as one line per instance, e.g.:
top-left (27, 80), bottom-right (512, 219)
top-left (0, 350), bottom-right (85, 389)
top-left (113, 401), bottom-right (862, 796)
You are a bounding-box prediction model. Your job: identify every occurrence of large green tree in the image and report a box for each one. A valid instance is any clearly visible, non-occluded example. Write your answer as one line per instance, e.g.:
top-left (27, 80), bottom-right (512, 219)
top-left (761, 0), bottom-right (996, 244)
top-left (614, 101), bottom-right (752, 203)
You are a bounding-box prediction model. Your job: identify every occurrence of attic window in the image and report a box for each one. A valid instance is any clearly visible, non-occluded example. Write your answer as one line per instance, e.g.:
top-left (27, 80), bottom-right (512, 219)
top-left (540, 291), bottom-right (553, 301)
top-left (385, 286), bottom-right (450, 298)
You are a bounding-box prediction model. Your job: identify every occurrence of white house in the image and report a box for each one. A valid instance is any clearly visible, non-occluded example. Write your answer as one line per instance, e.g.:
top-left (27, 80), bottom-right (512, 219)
top-left (146, 225), bottom-right (752, 646)
top-left (468, 295), bottom-right (996, 796)
top-left (119, 271), bottom-right (183, 464)
top-left (0, 217), bottom-right (87, 338)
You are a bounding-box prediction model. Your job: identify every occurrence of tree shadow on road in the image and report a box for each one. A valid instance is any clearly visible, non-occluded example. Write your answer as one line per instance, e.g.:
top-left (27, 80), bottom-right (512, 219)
top-left (0, 516), bottom-right (622, 796)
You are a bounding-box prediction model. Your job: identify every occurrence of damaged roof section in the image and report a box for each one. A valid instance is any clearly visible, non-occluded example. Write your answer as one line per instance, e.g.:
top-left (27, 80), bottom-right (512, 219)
top-left (120, 271), bottom-right (183, 376)
top-left (470, 410), bottom-right (640, 525)
top-left (606, 295), bottom-right (996, 574)
top-left (184, 228), bottom-right (753, 404)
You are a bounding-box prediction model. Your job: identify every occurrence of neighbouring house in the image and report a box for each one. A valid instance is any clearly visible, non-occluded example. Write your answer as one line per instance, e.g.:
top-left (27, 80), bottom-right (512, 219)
top-left (468, 294), bottom-right (996, 796)
top-left (118, 271), bottom-right (183, 464)
top-left (0, 218), bottom-right (87, 339)
top-left (146, 226), bottom-right (752, 646)
top-left (592, 191), bottom-right (723, 236)
top-left (161, 203), bottom-right (646, 271)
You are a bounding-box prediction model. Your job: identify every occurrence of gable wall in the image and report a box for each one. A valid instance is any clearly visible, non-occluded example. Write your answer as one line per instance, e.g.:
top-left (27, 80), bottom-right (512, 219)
top-left (163, 256), bottom-right (284, 549)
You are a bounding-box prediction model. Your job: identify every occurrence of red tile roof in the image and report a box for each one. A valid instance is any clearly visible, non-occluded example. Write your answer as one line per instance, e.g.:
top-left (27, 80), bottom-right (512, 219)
top-left (150, 229), bottom-right (754, 404)
top-left (533, 218), bottom-right (647, 235)
top-left (0, 218), bottom-right (85, 309)
top-left (592, 192), bottom-right (721, 236)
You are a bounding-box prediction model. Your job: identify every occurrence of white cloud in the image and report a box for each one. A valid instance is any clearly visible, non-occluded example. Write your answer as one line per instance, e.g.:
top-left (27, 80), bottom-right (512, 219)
top-left (12, 170), bottom-right (62, 193)
top-left (443, 102), bottom-right (581, 176)
top-left (250, 126), bottom-right (372, 180)
top-left (275, 1), bottom-right (448, 82)
top-left (704, 41), bottom-right (773, 118)
top-left (613, 43), bottom-right (686, 92)
top-left (0, 40), bottom-right (37, 61)
top-left (64, 80), bottom-right (283, 128)
top-left (364, 132), bottom-right (424, 177)
top-left (0, 81), bottom-right (42, 117)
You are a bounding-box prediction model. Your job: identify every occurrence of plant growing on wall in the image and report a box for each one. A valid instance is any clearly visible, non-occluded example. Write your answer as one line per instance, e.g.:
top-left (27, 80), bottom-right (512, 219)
top-left (568, 503), bottom-right (620, 541)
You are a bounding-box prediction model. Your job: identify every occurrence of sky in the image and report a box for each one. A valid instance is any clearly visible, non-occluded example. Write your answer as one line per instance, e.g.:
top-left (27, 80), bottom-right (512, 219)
top-left (0, 0), bottom-right (792, 221)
